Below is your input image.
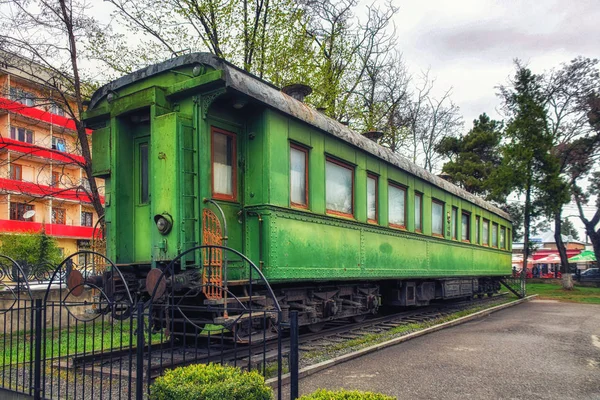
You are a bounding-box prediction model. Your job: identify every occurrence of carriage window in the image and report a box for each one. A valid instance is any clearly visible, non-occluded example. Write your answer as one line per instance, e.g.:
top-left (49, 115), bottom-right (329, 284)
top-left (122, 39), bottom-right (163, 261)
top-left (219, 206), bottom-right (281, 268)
top-left (414, 192), bottom-right (422, 232)
top-left (326, 158), bottom-right (353, 217)
top-left (212, 128), bottom-right (237, 201)
top-left (461, 212), bottom-right (470, 242)
top-left (290, 145), bottom-right (308, 208)
top-left (140, 142), bottom-right (149, 204)
top-left (388, 183), bottom-right (406, 228)
top-left (475, 216), bottom-right (480, 244)
top-left (500, 226), bottom-right (506, 249)
top-left (482, 219), bottom-right (489, 245)
top-left (432, 200), bottom-right (444, 236)
top-left (451, 207), bottom-right (458, 239)
top-left (492, 223), bottom-right (498, 247)
top-left (507, 228), bottom-right (512, 250)
top-left (367, 174), bottom-right (377, 223)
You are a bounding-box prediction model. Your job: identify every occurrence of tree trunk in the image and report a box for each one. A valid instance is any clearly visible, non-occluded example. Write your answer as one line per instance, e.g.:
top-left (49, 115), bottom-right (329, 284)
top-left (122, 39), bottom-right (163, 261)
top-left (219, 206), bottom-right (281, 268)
top-left (522, 184), bottom-right (531, 280)
top-left (554, 212), bottom-right (569, 274)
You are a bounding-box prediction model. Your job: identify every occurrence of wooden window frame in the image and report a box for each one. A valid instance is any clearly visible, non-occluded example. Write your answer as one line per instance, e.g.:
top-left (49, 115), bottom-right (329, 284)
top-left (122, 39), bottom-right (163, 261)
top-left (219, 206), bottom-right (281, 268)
top-left (482, 218), bottom-right (490, 246)
top-left (388, 182), bottom-right (407, 230)
top-left (367, 173), bottom-right (378, 224)
top-left (81, 211), bottom-right (93, 227)
top-left (432, 199), bottom-right (444, 237)
top-left (414, 192), bottom-right (423, 233)
top-left (10, 202), bottom-right (34, 221)
top-left (461, 212), bottom-right (471, 243)
top-left (325, 157), bottom-right (354, 218)
top-left (290, 143), bottom-right (309, 209)
top-left (211, 127), bottom-right (238, 202)
top-left (10, 164), bottom-right (22, 181)
top-left (51, 171), bottom-right (60, 187)
top-left (52, 208), bottom-right (66, 225)
top-left (500, 226), bottom-right (506, 249)
top-left (451, 207), bottom-right (458, 240)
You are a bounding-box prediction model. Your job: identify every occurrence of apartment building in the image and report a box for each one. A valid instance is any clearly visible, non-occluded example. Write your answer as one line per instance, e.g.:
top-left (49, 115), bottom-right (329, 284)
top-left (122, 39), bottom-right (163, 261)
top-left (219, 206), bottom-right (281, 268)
top-left (0, 53), bottom-right (104, 260)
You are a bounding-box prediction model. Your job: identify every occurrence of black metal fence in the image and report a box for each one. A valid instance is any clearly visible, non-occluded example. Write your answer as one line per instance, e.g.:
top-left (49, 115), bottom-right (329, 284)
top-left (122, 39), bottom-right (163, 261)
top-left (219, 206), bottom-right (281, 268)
top-left (0, 251), bottom-right (294, 400)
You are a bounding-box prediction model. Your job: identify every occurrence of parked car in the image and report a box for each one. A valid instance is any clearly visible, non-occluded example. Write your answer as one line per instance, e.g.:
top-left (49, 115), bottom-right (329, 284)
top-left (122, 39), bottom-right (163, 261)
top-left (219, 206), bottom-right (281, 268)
top-left (576, 268), bottom-right (600, 286)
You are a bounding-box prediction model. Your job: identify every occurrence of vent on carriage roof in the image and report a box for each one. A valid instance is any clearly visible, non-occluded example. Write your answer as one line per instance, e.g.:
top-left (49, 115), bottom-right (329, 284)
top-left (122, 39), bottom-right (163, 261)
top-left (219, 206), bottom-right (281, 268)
top-left (362, 131), bottom-right (383, 143)
top-left (281, 83), bottom-right (312, 102)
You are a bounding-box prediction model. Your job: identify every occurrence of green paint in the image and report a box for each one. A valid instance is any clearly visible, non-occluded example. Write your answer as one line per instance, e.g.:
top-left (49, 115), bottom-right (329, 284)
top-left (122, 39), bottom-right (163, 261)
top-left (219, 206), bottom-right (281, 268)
top-left (85, 59), bottom-right (512, 285)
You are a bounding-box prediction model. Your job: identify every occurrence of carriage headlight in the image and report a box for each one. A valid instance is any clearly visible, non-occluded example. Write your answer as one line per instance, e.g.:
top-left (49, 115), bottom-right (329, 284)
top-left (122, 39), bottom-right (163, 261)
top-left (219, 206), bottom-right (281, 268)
top-left (154, 213), bottom-right (173, 235)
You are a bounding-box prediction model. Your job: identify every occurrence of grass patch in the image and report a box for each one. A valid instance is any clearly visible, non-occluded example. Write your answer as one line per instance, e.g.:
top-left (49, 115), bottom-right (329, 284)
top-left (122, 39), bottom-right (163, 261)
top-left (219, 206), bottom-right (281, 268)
top-left (0, 318), bottom-right (165, 365)
top-left (525, 283), bottom-right (600, 304)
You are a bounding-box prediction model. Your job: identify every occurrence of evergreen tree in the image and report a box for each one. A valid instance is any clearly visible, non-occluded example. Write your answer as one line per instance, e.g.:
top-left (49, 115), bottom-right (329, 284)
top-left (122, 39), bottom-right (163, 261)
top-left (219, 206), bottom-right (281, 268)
top-left (436, 113), bottom-right (502, 198)
top-left (491, 63), bottom-right (569, 275)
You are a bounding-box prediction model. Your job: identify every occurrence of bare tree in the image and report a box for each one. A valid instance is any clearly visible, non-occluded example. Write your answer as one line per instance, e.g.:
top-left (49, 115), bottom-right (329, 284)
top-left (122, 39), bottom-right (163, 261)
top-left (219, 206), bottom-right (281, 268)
top-left (0, 0), bottom-right (104, 218)
top-left (543, 57), bottom-right (600, 272)
top-left (302, 0), bottom-right (398, 121)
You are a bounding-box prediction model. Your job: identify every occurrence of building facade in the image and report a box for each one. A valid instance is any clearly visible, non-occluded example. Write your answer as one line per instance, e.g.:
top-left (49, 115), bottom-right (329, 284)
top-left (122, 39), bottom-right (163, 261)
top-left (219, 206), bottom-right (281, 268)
top-left (0, 53), bottom-right (103, 261)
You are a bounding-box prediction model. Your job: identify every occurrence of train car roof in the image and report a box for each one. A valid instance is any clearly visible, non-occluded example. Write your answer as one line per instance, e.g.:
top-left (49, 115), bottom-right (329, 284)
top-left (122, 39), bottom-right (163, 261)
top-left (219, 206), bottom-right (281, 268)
top-left (88, 53), bottom-right (511, 221)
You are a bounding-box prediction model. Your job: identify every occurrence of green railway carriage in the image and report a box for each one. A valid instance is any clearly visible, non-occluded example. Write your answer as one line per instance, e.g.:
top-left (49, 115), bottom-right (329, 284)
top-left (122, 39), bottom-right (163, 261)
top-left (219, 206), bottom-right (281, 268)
top-left (83, 53), bottom-right (512, 331)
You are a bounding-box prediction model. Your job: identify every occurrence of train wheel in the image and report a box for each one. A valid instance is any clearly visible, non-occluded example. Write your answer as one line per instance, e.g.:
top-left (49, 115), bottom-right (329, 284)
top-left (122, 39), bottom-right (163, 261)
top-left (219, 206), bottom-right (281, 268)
top-left (352, 314), bottom-right (367, 323)
top-left (307, 322), bottom-right (325, 333)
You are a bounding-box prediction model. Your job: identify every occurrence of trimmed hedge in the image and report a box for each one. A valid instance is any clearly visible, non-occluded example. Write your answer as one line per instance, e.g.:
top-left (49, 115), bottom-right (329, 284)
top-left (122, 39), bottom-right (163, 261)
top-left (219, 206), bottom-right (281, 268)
top-left (150, 363), bottom-right (273, 400)
top-left (299, 389), bottom-right (396, 400)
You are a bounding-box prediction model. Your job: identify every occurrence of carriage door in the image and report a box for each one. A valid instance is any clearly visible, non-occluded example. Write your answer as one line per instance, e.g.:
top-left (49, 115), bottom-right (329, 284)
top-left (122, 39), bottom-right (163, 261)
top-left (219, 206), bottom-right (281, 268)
top-left (134, 136), bottom-right (152, 262)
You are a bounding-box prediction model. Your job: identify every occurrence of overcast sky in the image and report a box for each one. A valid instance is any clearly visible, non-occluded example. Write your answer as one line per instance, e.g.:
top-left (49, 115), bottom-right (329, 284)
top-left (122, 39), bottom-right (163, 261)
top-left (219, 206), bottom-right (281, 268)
top-left (393, 0), bottom-right (598, 125)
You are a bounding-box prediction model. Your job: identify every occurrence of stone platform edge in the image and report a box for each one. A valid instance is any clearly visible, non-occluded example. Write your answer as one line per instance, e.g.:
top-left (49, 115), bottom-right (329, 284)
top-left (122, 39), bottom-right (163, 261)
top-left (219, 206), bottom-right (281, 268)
top-left (267, 294), bottom-right (538, 388)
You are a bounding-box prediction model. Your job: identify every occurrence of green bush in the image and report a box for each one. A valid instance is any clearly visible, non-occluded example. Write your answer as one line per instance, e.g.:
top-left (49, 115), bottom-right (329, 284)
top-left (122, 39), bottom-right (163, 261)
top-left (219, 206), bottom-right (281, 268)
top-left (150, 363), bottom-right (273, 400)
top-left (299, 389), bottom-right (396, 400)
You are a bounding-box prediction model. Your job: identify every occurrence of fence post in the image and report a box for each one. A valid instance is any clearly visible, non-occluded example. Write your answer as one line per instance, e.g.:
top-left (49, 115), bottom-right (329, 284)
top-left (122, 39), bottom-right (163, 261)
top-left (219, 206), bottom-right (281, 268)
top-left (136, 302), bottom-right (145, 400)
top-left (289, 311), bottom-right (299, 400)
top-left (33, 298), bottom-right (42, 400)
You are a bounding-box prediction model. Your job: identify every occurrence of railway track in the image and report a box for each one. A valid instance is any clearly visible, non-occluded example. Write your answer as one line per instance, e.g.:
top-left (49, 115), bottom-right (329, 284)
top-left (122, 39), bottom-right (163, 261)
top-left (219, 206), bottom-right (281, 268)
top-left (65, 293), bottom-right (509, 380)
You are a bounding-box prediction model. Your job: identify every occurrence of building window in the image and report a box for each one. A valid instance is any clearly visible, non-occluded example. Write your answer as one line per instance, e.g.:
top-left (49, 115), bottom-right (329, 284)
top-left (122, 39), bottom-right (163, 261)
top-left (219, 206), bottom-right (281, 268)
top-left (500, 226), bottom-right (506, 249)
top-left (52, 208), bottom-right (66, 225)
top-left (451, 207), bottom-right (458, 239)
top-left (52, 137), bottom-right (67, 152)
top-left (461, 212), bottom-right (470, 242)
top-left (290, 144), bottom-right (308, 208)
top-left (432, 200), bottom-right (444, 236)
top-left (211, 128), bottom-right (237, 201)
top-left (325, 158), bottom-right (354, 217)
top-left (414, 193), bottom-right (422, 232)
top-left (50, 103), bottom-right (65, 117)
top-left (10, 126), bottom-right (34, 144)
top-left (10, 88), bottom-right (35, 107)
top-left (51, 172), bottom-right (60, 187)
top-left (475, 216), bottom-right (480, 244)
top-left (81, 211), bottom-right (93, 227)
top-left (367, 174), bottom-right (378, 223)
top-left (10, 202), bottom-right (34, 221)
top-left (10, 164), bottom-right (22, 181)
top-left (82, 178), bottom-right (91, 191)
top-left (492, 223), bottom-right (499, 247)
top-left (388, 183), bottom-right (406, 228)
top-left (483, 219), bottom-right (489, 245)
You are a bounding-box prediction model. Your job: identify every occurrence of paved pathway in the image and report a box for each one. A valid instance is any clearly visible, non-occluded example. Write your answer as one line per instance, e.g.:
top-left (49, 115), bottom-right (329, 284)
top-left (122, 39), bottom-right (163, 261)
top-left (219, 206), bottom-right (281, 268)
top-left (280, 300), bottom-right (600, 399)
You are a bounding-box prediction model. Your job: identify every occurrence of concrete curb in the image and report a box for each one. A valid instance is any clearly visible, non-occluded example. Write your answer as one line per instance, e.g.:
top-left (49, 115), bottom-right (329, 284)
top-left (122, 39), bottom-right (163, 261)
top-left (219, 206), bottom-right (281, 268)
top-left (267, 294), bottom-right (537, 388)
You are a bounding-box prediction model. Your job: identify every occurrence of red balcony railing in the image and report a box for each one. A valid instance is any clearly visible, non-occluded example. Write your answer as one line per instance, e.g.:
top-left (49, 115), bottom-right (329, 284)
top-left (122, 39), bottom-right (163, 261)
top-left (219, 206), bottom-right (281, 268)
top-left (0, 219), bottom-right (99, 239)
top-left (0, 97), bottom-right (92, 134)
